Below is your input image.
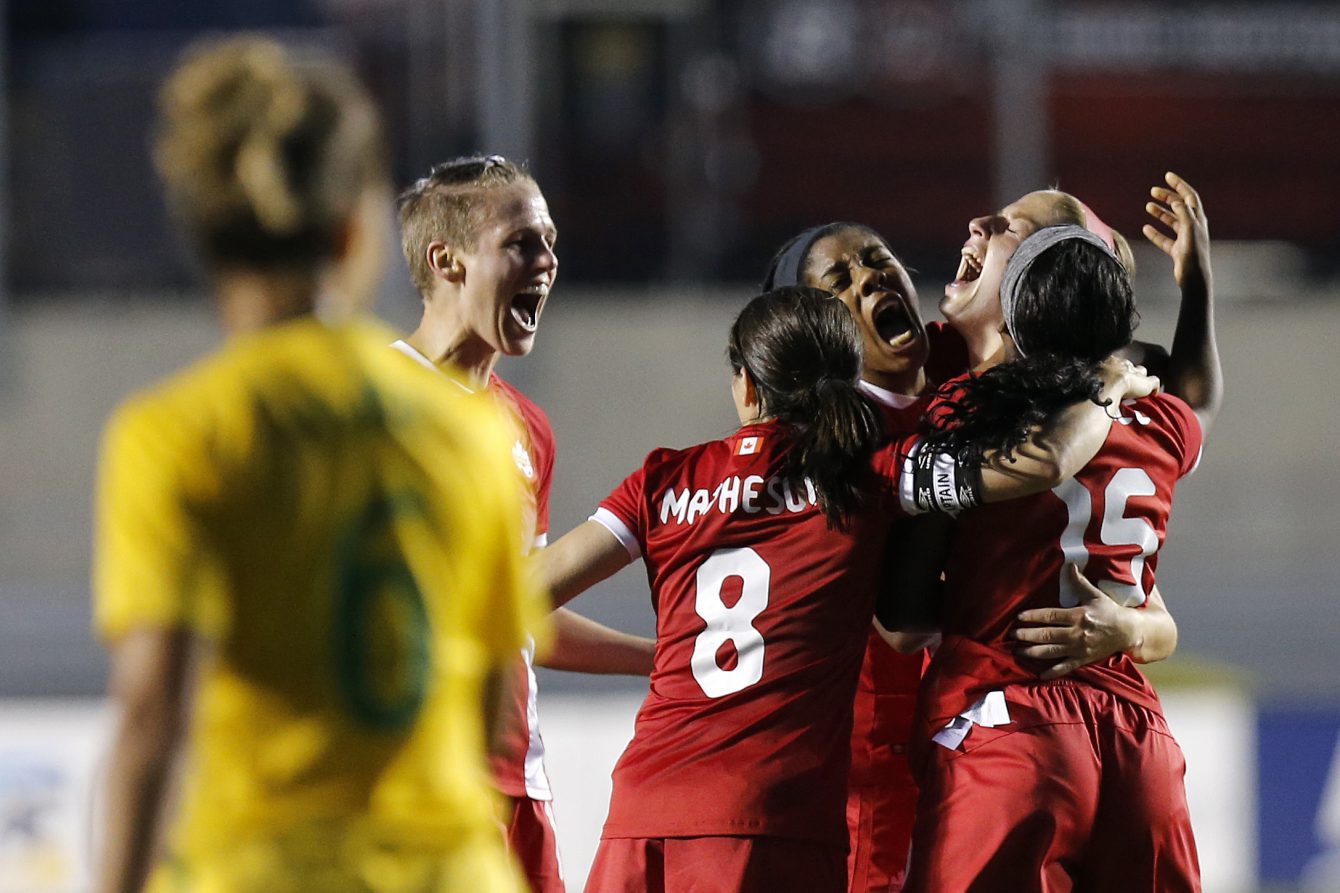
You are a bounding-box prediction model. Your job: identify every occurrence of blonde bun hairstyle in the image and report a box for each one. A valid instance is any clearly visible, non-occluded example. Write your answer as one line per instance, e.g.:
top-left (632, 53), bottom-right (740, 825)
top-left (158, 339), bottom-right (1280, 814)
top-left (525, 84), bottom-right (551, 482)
top-left (155, 37), bottom-right (384, 270)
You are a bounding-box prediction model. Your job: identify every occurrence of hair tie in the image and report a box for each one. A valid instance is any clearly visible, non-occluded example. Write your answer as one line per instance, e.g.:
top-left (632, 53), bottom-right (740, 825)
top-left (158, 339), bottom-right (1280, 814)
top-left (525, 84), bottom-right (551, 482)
top-left (999, 225), bottom-right (1120, 358)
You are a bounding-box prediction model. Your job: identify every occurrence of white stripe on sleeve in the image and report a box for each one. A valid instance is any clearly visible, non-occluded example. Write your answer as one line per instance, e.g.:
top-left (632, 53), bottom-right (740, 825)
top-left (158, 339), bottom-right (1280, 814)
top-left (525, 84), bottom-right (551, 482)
top-left (590, 507), bottom-right (642, 560)
top-left (1186, 445), bottom-right (1204, 478)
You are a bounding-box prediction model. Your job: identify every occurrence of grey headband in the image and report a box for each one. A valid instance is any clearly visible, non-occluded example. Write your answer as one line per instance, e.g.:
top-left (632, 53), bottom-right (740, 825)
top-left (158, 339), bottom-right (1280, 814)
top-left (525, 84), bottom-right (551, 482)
top-left (769, 225), bottom-right (831, 288)
top-left (999, 224), bottom-right (1120, 357)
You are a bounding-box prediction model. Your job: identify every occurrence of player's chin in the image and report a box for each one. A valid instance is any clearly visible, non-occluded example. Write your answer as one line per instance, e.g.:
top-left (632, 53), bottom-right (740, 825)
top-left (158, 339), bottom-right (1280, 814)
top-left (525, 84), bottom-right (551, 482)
top-left (868, 341), bottom-right (928, 377)
top-left (499, 327), bottom-right (538, 357)
top-left (940, 280), bottom-right (974, 318)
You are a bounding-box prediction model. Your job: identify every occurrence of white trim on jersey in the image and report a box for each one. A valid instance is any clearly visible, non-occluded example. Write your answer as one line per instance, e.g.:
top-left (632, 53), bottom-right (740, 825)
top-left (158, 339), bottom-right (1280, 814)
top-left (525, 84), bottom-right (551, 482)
top-left (590, 507), bottom-right (642, 559)
top-left (389, 340), bottom-right (475, 394)
top-left (1187, 445), bottom-right (1204, 477)
top-left (519, 636), bottom-right (553, 800)
top-left (857, 378), bottom-right (921, 410)
top-left (534, 532), bottom-right (548, 549)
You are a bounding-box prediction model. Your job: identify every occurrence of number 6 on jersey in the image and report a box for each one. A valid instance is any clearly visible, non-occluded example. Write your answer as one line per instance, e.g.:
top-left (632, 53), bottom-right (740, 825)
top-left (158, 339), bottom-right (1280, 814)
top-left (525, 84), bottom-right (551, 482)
top-left (691, 547), bottom-right (770, 697)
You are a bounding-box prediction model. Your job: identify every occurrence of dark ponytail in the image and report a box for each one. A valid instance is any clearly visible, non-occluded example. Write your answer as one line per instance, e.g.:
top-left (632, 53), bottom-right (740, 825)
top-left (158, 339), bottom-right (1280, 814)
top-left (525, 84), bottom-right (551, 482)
top-left (922, 236), bottom-right (1137, 463)
top-left (728, 286), bottom-right (885, 527)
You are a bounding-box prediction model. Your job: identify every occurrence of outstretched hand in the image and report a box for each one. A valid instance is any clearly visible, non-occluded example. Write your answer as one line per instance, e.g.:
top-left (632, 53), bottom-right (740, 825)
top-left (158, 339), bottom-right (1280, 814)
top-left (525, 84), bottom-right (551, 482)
top-left (1012, 564), bottom-right (1137, 680)
top-left (1143, 171), bottom-right (1211, 290)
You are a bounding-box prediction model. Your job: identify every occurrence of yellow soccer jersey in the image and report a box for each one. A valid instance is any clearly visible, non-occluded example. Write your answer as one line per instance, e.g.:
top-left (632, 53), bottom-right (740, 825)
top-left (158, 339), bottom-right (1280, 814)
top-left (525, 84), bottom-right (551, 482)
top-left (93, 316), bottom-right (547, 883)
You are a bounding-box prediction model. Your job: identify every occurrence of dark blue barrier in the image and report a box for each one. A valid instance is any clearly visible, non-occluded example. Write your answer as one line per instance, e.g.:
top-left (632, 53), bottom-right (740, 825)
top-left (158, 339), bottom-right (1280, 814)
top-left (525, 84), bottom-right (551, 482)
top-left (1258, 706), bottom-right (1340, 885)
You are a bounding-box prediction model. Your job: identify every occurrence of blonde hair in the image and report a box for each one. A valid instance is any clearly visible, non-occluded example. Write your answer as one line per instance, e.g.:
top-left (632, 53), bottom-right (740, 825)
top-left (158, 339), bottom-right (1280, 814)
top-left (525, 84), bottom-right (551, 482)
top-left (155, 37), bottom-right (383, 270)
top-left (1044, 190), bottom-right (1137, 274)
top-left (397, 156), bottom-right (534, 297)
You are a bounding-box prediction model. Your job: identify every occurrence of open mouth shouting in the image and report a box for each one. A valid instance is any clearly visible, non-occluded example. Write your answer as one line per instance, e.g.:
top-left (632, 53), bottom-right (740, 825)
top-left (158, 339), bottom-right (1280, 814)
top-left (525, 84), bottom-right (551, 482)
top-left (509, 285), bottom-right (547, 334)
top-left (953, 247), bottom-right (984, 286)
top-left (870, 292), bottom-right (919, 350)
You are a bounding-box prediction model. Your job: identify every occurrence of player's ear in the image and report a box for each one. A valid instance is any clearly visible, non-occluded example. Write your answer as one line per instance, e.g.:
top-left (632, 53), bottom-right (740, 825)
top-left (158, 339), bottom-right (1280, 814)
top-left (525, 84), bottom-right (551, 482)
top-left (427, 241), bottom-right (465, 285)
top-left (741, 368), bottom-right (760, 409)
top-left (732, 366), bottom-right (761, 415)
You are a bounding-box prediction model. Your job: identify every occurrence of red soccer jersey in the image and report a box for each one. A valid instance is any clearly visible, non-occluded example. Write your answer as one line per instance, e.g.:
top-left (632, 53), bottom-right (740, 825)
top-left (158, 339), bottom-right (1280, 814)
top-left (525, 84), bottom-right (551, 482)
top-left (592, 420), bottom-right (904, 845)
top-left (849, 381), bottom-right (930, 788)
top-left (487, 372), bottom-right (557, 800)
top-left (848, 321), bottom-right (970, 788)
top-left (917, 391), bottom-right (1203, 738)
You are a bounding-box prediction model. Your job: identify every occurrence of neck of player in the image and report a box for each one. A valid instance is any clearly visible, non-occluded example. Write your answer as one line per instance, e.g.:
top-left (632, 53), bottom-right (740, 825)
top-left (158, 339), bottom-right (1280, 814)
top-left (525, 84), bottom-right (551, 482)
top-left (862, 365), bottom-right (926, 397)
top-left (404, 320), bottom-right (498, 391)
top-left (214, 270), bottom-right (320, 335)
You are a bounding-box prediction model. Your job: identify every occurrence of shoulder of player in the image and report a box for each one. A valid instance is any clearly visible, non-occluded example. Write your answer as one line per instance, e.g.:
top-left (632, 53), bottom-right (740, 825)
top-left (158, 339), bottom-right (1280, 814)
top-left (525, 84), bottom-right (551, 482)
top-left (1121, 391), bottom-right (1199, 433)
top-left (489, 373), bottom-right (554, 436)
top-left (637, 437), bottom-right (734, 480)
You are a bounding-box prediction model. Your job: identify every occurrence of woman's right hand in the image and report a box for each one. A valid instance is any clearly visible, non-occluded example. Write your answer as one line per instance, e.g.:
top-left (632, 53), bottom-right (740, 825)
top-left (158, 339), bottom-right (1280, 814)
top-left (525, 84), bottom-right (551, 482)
top-left (1143, 171), bottom-right (1211, 291)
top-left (1097, 356), bottom-right (1161, 404)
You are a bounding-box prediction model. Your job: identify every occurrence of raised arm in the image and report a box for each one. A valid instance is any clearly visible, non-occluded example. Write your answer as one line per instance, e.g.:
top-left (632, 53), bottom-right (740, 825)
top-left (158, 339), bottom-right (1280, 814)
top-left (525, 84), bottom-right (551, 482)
top-left (540, 519), bottom-right (636, 610)
top-left (1132, 171), bottom-right (1222, 432)
top-left (537, 607), bottom-right (655, 675)
top-left (974, 357), bottom-right (1160, 501)
top-left (1012, 565), bottom-right (1178, 679)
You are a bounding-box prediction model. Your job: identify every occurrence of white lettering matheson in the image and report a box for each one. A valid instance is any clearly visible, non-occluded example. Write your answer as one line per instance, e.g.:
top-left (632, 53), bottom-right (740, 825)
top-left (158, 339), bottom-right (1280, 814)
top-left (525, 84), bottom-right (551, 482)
top-left (659, 475), bottom-right (819, 526)
top-left (691, 548), bottom-right (770, 698)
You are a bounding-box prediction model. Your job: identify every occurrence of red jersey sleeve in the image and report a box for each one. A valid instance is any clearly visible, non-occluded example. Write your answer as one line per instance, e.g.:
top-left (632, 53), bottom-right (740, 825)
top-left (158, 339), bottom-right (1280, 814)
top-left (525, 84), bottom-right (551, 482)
top-left (533, 415), bottom-right (556, 539)
top-left (593, 463), bottom-right (649, 559)
top-left (1145, 393), bottom-right (1204, 478)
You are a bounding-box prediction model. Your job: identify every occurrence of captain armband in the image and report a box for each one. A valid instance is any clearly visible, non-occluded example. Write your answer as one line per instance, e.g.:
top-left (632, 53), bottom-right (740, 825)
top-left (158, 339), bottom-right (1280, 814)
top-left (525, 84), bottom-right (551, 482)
top-left (899, 440), bottom-right (985, 517)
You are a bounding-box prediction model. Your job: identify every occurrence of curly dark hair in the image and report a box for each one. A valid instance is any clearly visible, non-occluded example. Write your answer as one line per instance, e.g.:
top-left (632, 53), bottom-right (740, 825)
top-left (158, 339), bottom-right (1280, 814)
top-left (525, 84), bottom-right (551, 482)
top-left (728, 286), bottom-right (885, 527)
top-left (922, 237), bottom-right (1138, 463)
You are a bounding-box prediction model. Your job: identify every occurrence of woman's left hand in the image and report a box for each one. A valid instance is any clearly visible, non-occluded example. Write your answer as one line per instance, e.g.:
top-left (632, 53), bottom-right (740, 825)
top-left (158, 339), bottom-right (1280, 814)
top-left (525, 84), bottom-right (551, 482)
top-left (1012, 564), bottom-right (1137, 680)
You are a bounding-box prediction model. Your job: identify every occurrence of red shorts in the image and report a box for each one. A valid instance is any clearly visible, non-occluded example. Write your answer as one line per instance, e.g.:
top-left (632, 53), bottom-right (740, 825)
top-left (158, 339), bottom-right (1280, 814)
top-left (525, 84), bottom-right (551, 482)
top-left (507, 796), bottom-right (566, 893)
top-left (846, 775), bottom-right (916, 893)
top-left (584, 836), bottom-right (846, 893)
top-left (905, 680), bottom-right (1200, 893)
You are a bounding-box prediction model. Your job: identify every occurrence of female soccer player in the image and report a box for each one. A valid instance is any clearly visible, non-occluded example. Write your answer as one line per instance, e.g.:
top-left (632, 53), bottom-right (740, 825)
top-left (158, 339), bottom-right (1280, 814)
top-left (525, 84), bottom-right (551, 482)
top-left (93, 38), bottom-right (541, 893)
top-left (540, 286), bottom-right (1156, 893)
top-left (904, 226), bottom-right (1204, 892)
top-left (941, 176), bottom-right (1220, 670)
top-left (763, 220), bottom-right (1172, 893)
top-left (945, 176), bottom-right (1221, 429)
top-left (395, 155), bottom-right (655, 893)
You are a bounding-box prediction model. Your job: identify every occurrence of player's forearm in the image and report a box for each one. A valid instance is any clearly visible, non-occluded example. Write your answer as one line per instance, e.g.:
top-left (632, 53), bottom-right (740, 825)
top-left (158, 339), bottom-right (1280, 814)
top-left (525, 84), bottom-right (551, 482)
top-left (978, 360), bottom-right (1156, 501)
top-left (540, 520), bottom-right (634, 609)
top-left (1125, 587), bottom-right (1178, 664)
top-left (977, 398), bottom-right (1112, 500)
top-left (96, 629), bottom-right (194, 893)
top-left (1165, 269), bottom-right (1222, 431)
top-left (537, 608), bottom-right (655, 675)
top-left (97, 722), bottom-right (177, 893)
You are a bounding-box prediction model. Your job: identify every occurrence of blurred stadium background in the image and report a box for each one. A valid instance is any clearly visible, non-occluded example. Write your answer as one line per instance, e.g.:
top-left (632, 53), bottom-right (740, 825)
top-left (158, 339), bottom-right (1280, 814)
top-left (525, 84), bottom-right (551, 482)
top-left (1, 0), bottom-right (1338, 890)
